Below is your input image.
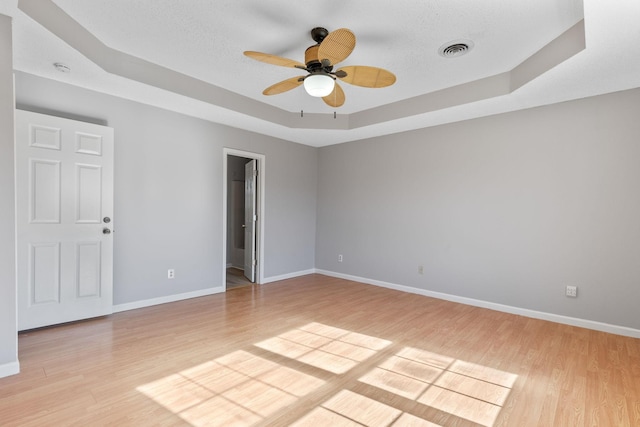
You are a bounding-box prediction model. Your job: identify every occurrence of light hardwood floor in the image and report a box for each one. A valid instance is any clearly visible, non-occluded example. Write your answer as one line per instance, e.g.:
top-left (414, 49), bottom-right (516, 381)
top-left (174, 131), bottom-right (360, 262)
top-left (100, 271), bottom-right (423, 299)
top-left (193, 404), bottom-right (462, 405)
top-left (1, 274), bottom-right (639, 426)
top-left (226, 267), bottom-right (253, 290)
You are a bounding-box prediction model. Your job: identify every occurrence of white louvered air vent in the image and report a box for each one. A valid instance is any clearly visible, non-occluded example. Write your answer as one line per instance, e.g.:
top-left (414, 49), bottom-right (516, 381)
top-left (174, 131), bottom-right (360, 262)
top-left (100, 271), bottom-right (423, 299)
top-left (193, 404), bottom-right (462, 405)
top-left (438, 40), bottom-right (474, 58)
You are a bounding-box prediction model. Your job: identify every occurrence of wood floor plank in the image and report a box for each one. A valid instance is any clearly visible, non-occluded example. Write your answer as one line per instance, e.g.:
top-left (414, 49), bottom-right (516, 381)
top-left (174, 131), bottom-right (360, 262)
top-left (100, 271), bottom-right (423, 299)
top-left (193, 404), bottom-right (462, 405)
top-left (1, 274), bottom-right (639, 426)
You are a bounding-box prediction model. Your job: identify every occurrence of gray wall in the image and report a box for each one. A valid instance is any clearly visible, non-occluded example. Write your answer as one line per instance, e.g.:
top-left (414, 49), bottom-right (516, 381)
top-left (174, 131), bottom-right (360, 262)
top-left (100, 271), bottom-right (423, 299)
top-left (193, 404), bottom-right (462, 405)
top-left (0, 15), bottom-right (18, 373)
top-left (6, 63), bottom-right (640, 366)
top-left (14, 72), bottom-right (317, 305)
top-left (317, 88), bottom-right (640, 330)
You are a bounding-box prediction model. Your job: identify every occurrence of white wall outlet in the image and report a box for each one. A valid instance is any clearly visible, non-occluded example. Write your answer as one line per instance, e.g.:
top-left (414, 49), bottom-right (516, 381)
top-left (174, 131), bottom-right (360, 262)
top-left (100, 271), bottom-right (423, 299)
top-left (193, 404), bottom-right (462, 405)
top-left (168, 269), bottom-right (175, 279)
top-left (338, 254), bottom-right (343, 263)
top-left (418, 265), bottom-right (424, 275)
top-left (566, 285), bottom-right (577, 297)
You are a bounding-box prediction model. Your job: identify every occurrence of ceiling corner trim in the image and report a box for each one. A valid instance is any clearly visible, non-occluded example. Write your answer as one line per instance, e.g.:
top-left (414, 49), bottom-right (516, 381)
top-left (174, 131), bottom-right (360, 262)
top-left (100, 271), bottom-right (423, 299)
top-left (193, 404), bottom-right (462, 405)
top-left (510, 19), bottom-right (586, 92)
top-left (18, 0), bottom-right (293, 126)
top-left (350, 20), bottom-right (586, 130)
top-left (19, 0), bottom-right (587, 135)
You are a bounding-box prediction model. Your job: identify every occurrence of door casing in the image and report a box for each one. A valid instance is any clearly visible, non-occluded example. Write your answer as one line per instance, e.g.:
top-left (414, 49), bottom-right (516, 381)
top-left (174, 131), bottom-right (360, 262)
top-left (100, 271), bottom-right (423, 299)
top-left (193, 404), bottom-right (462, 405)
top-left (222, 148), bottom-right (265, 287)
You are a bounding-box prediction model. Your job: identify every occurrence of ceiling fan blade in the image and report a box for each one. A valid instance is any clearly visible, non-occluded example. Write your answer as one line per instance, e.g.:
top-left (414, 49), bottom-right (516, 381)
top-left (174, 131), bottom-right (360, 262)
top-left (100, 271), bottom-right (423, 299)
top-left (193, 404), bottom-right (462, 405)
top-left (262, 76), bottom-right (304, 95)
top-left (337, 66), bottom-right (396, 88)
top-left (322, 82), bottom-right (345, 107)
top-left (244, 51), bottom-right (305, 68)
top-left (318, 28), bottom-right (356, 65)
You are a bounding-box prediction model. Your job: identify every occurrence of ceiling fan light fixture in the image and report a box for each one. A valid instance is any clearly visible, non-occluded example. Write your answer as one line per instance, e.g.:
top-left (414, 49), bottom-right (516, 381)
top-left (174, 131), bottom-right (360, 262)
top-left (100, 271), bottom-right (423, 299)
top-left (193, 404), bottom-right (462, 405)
top-left (304, 74), bottom-right (335, 97)
top-left (245, 26), bottom-right (394, 108)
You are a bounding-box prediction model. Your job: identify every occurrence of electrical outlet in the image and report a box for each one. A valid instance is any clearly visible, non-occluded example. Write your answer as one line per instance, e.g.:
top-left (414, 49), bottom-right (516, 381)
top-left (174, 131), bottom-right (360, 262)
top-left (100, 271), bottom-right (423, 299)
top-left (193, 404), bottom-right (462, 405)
top-left (565, 285), bottom-right (577, 297)
top-left (338, 254), bottom-right (343, 263)
top-left (168, 269), bottom-right (175, 279)
top-left (418, 265), bottom-right (424, 275)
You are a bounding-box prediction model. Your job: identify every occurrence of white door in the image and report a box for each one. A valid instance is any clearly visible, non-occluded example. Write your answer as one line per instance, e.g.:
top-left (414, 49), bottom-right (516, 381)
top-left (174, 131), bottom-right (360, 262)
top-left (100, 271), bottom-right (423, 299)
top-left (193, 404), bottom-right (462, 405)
top-left (15, 110), bottom-right (114, 331)
top-left (243, 159), bottom-right (257, 282)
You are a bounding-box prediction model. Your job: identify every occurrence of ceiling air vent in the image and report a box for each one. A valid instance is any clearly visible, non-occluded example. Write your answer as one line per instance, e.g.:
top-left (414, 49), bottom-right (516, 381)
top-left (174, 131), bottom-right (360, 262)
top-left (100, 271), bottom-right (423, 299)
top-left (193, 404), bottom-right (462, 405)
top-left (438, 40), bottom-right (474, 58)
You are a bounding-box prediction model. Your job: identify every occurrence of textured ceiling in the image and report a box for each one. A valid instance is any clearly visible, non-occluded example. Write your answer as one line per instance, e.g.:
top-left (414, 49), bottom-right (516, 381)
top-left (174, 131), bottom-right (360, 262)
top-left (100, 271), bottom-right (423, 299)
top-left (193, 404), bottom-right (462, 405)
top-left (2, 0), bottom-right (640, 146)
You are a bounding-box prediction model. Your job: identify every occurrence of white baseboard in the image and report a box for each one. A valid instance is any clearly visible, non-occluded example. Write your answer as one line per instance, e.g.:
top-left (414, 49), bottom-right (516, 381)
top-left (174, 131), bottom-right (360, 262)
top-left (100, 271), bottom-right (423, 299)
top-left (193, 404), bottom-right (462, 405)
top-left (109, 268), bottom-right (640, 339)
top-left (0, 360), bottom-right (20, 378)
top-left (262, 269), bottom-right (317, 284)
top-left (113, 286), bottom-right (224, 313)
top-left (315, 269), bottom-right (640, 339)
top-left (112, 269), bottom-right (314, 314)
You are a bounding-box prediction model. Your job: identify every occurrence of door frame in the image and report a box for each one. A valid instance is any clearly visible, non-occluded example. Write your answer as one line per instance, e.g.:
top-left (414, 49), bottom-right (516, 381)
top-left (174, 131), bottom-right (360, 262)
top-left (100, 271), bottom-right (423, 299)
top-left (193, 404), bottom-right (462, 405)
top-left (222, 148), bottom-right (265, 288)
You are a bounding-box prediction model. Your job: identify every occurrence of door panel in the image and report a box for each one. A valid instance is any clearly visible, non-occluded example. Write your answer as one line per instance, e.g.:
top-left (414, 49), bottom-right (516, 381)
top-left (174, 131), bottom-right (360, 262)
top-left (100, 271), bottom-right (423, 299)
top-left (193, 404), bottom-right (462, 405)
top-left (76, 241), bottom-right (101, 298)
top-left (16, 110), bottom-right (114, 331)
top-left (75, 163), bottom-right (102, 223)
top-left (30, 242), bottom-right (61, 304)
top-left (30, 159), bottom-right (61, 223)
top-left (243, 159), bottom-right (257, 282)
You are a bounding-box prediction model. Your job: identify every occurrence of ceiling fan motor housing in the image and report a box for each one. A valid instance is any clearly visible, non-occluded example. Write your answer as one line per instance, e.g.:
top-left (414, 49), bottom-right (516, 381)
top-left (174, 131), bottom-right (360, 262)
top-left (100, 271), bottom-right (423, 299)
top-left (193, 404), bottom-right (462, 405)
top-left (305, 45), bottom-right (334, 74)
top-left (305, 45), bottom-right (321, 68)
top-left (310, 27), bottom-right (329, 43)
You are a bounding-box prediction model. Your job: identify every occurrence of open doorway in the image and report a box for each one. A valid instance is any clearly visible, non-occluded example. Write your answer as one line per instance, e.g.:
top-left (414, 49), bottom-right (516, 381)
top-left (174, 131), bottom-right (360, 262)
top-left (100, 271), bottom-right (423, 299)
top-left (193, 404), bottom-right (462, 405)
top-left (223, 149), bottom-right (265, 290)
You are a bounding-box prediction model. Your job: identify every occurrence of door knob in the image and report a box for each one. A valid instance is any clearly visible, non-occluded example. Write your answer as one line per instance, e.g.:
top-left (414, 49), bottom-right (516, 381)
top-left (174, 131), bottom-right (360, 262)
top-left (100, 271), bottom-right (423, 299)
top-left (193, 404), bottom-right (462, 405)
top-left (103, 217), bottom-right (111, 223)
top-left (103, 228), bottom-right (111, 235)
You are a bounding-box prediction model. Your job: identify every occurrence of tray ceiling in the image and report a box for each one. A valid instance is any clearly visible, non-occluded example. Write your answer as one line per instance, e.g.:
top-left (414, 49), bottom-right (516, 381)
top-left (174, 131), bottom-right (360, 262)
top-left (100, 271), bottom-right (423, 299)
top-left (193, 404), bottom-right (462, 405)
top-left (2, 0), bottom-right (640, 146)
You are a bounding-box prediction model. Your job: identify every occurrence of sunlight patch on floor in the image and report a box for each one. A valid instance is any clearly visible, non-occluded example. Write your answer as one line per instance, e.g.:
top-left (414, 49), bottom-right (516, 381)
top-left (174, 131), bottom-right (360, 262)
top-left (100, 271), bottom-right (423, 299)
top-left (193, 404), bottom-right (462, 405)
top-left (255, 322), bottom-right (392, 374)
top-left (359, 347), bottom-right (517, 426)
top-left (137, 350), bottom-right (325, 426)
top-left (137, 323), bottom-right (516, 426)
top-left (292, 389), bottom-right (442, 427)
top-left (292, 389), bottom-right (401, 426)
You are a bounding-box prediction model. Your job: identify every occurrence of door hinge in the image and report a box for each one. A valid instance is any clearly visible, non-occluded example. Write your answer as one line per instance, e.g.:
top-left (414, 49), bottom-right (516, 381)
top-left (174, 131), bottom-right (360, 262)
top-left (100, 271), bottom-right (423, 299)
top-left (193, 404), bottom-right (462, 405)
top-left (253, 259), bottom-right (257, 266)
top-left (253, 169), bottom-right (258, 177)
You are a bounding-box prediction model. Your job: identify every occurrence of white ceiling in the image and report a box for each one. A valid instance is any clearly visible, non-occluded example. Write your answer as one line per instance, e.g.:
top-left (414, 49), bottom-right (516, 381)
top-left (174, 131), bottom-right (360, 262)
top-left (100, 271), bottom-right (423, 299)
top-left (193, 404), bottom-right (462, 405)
top-left (2, 0), bottom-right (640, 147)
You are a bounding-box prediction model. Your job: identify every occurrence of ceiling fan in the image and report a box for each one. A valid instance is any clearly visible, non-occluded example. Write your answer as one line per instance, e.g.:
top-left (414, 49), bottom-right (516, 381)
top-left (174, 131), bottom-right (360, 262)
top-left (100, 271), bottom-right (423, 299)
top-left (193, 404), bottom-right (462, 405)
top-left (244, 27), bottom-right (396, 107)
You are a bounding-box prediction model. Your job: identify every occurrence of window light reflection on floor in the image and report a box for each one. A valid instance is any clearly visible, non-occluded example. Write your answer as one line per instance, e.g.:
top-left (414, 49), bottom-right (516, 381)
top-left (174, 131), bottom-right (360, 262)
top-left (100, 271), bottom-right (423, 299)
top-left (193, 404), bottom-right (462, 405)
top-left (357, 347), bottom-right (517, 427)
top-left (136, 323), bottom-right (517, 427)
top-left (254, 322), bottom-right (392, 374)
top-left (137, 350), bottom-right (325, 426)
